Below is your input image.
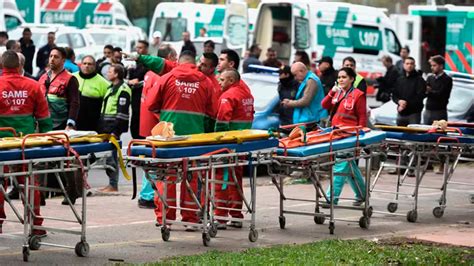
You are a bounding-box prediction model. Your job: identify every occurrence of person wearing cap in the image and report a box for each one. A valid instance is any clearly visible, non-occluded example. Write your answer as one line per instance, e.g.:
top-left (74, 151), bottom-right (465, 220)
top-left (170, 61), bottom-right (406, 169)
top-left (317, 56), bottom-right (338, 96)
top-left (149, 31), bottom-right (162, 57)
top-left (277, 65), bottom-right (299, 125)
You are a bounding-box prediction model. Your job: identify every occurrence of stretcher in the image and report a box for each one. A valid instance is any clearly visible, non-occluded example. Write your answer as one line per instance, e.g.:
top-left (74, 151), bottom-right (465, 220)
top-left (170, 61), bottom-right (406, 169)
top-left (371, 125), bottom-right (474, 223)
top-left (125, 129), bottom-right (277, 246)
top-left (269, 126), bottom-right (386, 234)
top-left (0, 129), bottom-right (122, 262)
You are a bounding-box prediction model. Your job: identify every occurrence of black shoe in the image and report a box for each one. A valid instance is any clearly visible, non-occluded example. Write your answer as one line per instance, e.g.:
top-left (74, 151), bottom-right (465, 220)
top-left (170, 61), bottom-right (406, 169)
top-left (138, 199), bottom-right (156, 209)
top-left (40, 194), bottom-right (46, 206)
top-left (7, 189), bottom-right (19, 200)
top-left (61, 197), bottom-right (76, 205)
top-left (352, 199), bottom-right (364, 206)
top-left (407, 171), bottom-right (416, 178)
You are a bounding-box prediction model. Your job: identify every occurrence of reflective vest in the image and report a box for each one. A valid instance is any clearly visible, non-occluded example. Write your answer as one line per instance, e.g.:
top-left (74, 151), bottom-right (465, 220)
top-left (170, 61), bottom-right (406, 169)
top-left (101, 82), bottom-right (131, 122)
top-left (354, 74), bottom-right (364, 89)
top-left (293, 72), bottom-right (328, 124)
top-left (39, 69), bottom-right (73, 129)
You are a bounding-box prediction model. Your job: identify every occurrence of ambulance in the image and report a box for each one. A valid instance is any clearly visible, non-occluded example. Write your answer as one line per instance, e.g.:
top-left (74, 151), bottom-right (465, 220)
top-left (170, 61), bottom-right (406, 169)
top-left (149, 1), bottom-right (250, 56)
top-left (252, 0), bottom-right (403, 93)
top-left (391, 5), bottom-right (473, 74)
top-left (2, 0), bottom-right (25, 31)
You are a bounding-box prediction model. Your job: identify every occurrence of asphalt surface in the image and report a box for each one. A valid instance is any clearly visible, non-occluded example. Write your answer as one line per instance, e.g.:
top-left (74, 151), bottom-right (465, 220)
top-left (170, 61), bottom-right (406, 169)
top-left (0, 163), bottom-right (472, 264)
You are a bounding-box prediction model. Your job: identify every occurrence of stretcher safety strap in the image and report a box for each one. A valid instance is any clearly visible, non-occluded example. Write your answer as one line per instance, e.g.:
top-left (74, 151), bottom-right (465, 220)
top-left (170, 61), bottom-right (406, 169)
top-left (109, 135), bottom-right (131, 181)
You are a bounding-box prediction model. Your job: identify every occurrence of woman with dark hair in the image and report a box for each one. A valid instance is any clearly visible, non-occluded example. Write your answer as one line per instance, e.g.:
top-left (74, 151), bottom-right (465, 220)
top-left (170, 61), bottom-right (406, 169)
top-left (321, 67), bottom-right (367, 206)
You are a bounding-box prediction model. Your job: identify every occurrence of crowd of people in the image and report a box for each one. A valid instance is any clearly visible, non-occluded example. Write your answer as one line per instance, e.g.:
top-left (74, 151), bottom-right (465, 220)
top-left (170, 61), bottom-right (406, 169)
top-left (0, 26), bottom-right (455, 234)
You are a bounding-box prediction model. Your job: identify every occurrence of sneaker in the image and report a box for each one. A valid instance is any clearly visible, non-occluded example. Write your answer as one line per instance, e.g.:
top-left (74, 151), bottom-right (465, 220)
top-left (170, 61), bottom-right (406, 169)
top-left (352, 199), bottom-right (365, 206)
top-left (227, 221), bottom-right (243, 228)
top-left (138, 199), bottom-right (156, 209)
top-left (32, 229), bottom-right (47, 237)
top-left (215, 222), bottom-right (227, 230)
top-left (98, 185), bottom-right (118, 193)
top-left (407, 171), bottom-right (416, 178)
top-left (40, 194), bottom-right (46, 206)
top-left (61, 197), bottom-right (76, 205)
top-left (7, 189), bottom-right (20, 200)
top-left (184, 225), bottom-right (199, 232)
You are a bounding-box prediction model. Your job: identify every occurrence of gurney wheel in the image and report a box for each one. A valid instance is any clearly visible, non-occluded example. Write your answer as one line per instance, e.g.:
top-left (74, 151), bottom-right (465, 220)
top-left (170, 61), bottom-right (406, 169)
top-left (314, 216), bottom-right (325, 225)
top-left (22, 247), bottom-right (29, 262)
top-left (329, 222), bottom-right (335, 235)
top-left (363, 206), bottom-right (373, 218)
top-left (387, 202), bottom-right (398, 213)
top-left (28, 235), bottom-right (41, 250)
top-left (248, 229), bottom-right (258, 242)
top-left (161, 227), bottom-right (171, 242)
top-left (74, 241), bottom-right (90, 257)
top-left (432, 206), bottom-right (444, 218)
top-left (407, 210), bottom-right (418, 223)
top-left (279, 216), bottom-right (286, 229)
top-left (208, 224), bottom-right (218, 238)
top-left (202, 233), bottom-right (211, 247)
top-left (359, 216), bottom-right (370, 229)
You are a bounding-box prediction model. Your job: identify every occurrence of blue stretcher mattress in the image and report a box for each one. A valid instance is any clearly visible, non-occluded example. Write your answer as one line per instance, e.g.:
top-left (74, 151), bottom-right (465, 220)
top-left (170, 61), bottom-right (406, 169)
top-left (276, 131), bottom-right (386, 157)
top-left (130, 138), bottom-right (278, 159)
top-left (0, 142), bottom-right (116, 161)
top-left (385, 131), bottom-right (474, 143)
top-left (458, 127), bottom-right (474, 135)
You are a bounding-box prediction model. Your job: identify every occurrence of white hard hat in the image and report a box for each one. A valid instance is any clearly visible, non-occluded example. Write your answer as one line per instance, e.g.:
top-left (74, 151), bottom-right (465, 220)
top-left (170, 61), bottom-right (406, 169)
top-left (152, 31), bottom-right (162, 39)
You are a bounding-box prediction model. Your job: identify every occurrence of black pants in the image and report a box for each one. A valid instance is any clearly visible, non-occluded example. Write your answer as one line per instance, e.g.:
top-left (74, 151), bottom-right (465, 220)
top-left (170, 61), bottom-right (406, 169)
top-left (131, 86), bottom-right (143, 139)
top-left (423, 109), bottom-right (448, 125)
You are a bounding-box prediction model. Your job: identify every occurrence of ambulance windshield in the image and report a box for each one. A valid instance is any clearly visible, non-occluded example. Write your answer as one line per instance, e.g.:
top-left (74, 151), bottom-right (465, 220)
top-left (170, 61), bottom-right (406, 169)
top-left (154, 17), bottom-right (187, 42)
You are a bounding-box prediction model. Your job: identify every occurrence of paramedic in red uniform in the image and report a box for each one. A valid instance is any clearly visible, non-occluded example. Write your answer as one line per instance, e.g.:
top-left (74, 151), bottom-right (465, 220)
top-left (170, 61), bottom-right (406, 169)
top-left (146, 51), bottom-right (217, 231)
top-left (0, 51), bottom-right (52, 235)
top-left (214, 69), bottom-right (254, 229)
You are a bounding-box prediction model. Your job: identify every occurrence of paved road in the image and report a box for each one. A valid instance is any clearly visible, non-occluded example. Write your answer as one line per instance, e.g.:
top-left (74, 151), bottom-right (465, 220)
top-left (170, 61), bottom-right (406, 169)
top-left (0, 165), bottom-right (472, 264)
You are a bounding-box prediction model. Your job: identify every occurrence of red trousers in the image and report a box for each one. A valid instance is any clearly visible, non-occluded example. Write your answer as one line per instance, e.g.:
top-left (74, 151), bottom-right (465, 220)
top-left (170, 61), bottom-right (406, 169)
top-left (0, 170), bottom-right (43, 232)
top-left (214, 166), bottom-right (243, 222)
top-left (154, 172), bottom-right (200, 224)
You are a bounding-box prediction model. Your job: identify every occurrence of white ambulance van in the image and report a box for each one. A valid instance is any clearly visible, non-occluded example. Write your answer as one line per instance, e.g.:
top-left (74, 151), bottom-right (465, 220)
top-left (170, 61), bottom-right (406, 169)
top-left (149, 2), bottom-right (226, 53)
top-left (252, 1), bottom-right (402, 94)
top-left (3, 0), bottom-right (25, 31)
top-left (391, 5), bottom-right (473, 74)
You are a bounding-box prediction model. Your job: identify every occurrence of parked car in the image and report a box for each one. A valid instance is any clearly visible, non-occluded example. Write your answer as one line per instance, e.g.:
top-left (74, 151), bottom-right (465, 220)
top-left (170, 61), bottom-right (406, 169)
top-left (241, 66), bottom-right (281, 130)
top-left (8, 24), bottom-right (95, 75)
top-left (370, 71), bottom-right (474, 125)
top-left (84, 25), bottom-right (144, 54)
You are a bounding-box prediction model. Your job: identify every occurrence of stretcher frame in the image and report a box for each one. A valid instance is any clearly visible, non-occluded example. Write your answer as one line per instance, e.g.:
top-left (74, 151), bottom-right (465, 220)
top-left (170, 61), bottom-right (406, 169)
top-left (126, 140), bottom-right (274, 246)
top-left (269, 127), bottom-right (384, 234)
top-left (0, 131), bottom-right (116, 262)
top-left (370, 136), bottom-right (474, 222)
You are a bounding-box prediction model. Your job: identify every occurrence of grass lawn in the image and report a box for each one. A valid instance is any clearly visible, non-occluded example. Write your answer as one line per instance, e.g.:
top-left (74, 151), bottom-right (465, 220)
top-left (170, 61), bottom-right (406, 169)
top-left (154, 238), bottom-right (473, 265)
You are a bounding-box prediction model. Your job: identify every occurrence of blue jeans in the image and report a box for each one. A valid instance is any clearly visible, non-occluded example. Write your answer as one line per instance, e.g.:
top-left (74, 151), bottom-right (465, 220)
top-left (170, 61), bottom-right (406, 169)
top-left (106, 150), bottom-right (118, 188)
top-left (325, 160), bottom-right (366, 205)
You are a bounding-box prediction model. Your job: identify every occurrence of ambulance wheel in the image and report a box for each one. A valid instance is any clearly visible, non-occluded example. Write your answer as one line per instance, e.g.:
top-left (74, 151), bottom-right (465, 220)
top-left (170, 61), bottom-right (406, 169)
top-left (363, 206), bottom-right (373, 218)
top-left (161, 227), bottom-right (170, 241)
top-left (359, 216), bottom-right (370, 229)
top-left (407, 210), bottom-right (418, 223)
top-left (314, 215), bottom-right (325, 225)
top-left (249, 229), bottom-right (258, 242)
top-left (209, 224), bottom-right (218, 238)
top-left (28, 235), bottom-right (41, 251)
top-left (202, 233), bottom-right (211, 247)
top-left (279, 216), bottom-right (286, 229)
top-left (387, 202), bottom-right (398, 213)
top-left (75, 241), bottom-right (90, 257)
top-left (329, 222), bottom-right (335, 235)
top-left (22, 247), bottom-right (29, 262)
top-left (432, 206), bottom-right (444, 218)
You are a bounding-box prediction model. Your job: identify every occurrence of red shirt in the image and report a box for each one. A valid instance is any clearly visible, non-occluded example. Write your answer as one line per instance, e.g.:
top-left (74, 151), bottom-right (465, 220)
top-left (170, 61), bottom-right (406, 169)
top-left (321, 87), bottom-right (367, 127)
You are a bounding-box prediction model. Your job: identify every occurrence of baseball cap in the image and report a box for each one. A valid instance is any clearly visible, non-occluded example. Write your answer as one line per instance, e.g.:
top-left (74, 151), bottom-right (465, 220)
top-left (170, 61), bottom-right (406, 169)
top-left (152, 31), bottom-right (162, 39)
top-left (278, 65), bottom-right (291, 75)
top-left (317, 56), bottom-right (333, 65)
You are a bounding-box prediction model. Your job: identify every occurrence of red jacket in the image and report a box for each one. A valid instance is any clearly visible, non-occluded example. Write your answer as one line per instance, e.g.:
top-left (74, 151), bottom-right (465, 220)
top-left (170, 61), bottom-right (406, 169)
top-left (215, 81), bottom-right (254, 131)
top-left (321, 87), bottom-right (367, 127)
top-left (0, 69), bottom-right (52, 135)
top-left (146, 63), bottom-right (217, 135)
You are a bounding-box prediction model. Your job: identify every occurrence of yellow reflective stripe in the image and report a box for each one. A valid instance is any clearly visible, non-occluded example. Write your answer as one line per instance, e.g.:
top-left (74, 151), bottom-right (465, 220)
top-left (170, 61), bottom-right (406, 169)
top-left (109, 135), bottom-right (131, 181)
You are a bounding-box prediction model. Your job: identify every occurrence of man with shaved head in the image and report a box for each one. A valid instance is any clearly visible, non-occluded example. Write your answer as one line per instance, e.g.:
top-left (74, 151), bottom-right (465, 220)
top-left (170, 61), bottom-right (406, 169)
top-left (214, 68), bottom-right (254, 229)
top-left (282, 62), bottom-right (327, 124)
top-left (17, 52), bottom-right (35, 80)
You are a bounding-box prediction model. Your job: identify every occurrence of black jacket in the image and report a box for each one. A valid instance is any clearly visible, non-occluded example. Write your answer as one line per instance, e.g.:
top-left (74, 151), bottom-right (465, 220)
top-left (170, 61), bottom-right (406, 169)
top-left (278, 77), bottom-right (299, 126)
top-left (181, 41), bottom-right (196, 56)
top-left (36, 44), bottom-right (54, 71)
top-left (425, 72), bottom-right (453, 111)
top-left (19, 38), bottom-right (35, 75)
top-left (392, 70), bottom-right (427, 116)
top-left (376, 65), bottom-right (399, 102)
top-left (319, 67), bottom-right (338, 95)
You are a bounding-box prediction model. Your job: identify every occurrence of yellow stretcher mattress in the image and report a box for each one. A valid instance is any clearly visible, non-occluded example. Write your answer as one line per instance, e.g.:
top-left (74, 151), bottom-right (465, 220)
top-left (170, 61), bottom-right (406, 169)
top-left (0, 134), bottom-right (110, 149)
top-left (143, 129), bottom-right (271, 147)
